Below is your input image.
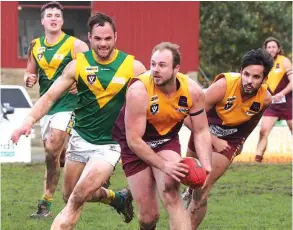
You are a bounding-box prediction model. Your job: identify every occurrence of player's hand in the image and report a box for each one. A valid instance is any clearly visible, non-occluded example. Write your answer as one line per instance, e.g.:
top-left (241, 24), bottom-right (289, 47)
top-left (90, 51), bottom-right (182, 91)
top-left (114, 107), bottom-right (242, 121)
top-left (11, 123), bottom-right (33, 144)
top-left (273, 92), bottom-right (284, 103)
top-left (162, 160), bottom-right (189, 182)
top-left (24, 74), bottom-right (37, 88)
top-left (212, 138), bottom-right (231, 153)
top-left (69, 82), bottom-right (78, 94)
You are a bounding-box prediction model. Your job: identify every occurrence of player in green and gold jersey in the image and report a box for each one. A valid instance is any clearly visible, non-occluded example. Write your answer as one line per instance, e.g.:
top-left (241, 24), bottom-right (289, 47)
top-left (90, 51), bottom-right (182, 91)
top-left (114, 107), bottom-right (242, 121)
top-left (12, 12), bottom-right (146, 228)
top-left (24, 1), bottom-right (89, 218)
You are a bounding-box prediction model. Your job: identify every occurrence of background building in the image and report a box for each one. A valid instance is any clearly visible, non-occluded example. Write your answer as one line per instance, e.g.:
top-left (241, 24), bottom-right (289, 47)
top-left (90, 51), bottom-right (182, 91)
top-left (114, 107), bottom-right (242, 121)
top-left (1, 1), bottom-right (200, 73)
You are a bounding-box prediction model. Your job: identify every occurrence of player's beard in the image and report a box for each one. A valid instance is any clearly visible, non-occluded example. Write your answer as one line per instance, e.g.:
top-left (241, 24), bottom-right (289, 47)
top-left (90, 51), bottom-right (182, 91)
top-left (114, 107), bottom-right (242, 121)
top-left (97, 46), bottom-right (115, 60)
top-left (155, 71), bottom-right (176, 87)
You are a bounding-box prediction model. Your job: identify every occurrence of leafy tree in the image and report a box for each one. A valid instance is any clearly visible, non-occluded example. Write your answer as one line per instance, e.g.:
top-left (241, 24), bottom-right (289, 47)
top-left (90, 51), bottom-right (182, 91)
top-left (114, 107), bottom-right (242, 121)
top-left (199, 1), bottom-right (292, 80)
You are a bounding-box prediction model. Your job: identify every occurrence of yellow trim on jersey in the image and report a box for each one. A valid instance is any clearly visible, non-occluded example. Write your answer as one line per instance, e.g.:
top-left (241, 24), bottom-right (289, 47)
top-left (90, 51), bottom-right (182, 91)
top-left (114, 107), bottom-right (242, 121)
top-left (44, 32), bottom-right (65, 47)
top-left (215, 73), bottom-right (267, 126)
top-left (266, 55), bottom-right (286, 93)
top-left (34, 36), bottom-right (76, 79)
top-left (92, 49), bottom-right (119, 65)
top-left (76, 52), bottom-right (134, 109)
top-left (137, 72), bottom-right (192, 136)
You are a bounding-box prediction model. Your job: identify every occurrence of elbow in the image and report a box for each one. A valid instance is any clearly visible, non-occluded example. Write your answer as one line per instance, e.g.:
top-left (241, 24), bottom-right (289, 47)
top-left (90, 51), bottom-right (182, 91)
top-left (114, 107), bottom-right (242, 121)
top-left (126, 136), bottom-right (140, 154)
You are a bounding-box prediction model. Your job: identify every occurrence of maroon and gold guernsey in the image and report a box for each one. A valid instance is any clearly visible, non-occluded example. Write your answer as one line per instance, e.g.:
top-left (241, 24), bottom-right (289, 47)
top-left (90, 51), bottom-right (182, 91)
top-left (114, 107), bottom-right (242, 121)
top-left (265, 55), bottom-right (292, 104)
top-left (207, 73), bottom-right (267, 144)
top-left (140, 71), bottom-right (192, 142)
top-left (113, 71), bottom-right (192, 149)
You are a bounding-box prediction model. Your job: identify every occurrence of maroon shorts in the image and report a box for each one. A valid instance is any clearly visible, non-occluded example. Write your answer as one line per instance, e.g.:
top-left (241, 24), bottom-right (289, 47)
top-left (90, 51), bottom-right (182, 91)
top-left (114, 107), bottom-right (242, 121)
top-left (188, 133), bottom-right (244, 161)
top-left (121, 137), bottom-right (181, 177)
top-left (263, 103), bottom-right (292, 120)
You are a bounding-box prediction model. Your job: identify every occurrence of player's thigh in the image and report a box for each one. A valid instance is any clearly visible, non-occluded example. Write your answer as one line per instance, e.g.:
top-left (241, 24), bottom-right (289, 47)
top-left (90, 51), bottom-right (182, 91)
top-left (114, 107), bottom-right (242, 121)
top-left (127, 166), bottom-right (159, 216)
top-left (207, 151), bottom-right (231, 186)
top-left (191, 151), bottom-right (230, 203)
top-left (73, 158), bottom-right (114, 197)
top-left (62, 159), bottom-right (85, 201)
top-left (152, 150), bottom-right (182, 197)
top-left (260, 116), bottom-right (278, 135)
top-left (46, 112), bottom-right (73, 149)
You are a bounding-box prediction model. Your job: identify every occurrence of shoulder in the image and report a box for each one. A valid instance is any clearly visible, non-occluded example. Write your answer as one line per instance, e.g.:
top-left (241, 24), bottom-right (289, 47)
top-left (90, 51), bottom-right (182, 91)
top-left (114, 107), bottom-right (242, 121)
top-left (187, 77), bottom-right (205, 101)
top-left (127, 78), bottom-right (148, 99)
top-left (133, 60), bottom-right (147, 76)
top-left (73, 39), bottom-right (89, 54)
top-left (282, 56), bottom-right (292, 67)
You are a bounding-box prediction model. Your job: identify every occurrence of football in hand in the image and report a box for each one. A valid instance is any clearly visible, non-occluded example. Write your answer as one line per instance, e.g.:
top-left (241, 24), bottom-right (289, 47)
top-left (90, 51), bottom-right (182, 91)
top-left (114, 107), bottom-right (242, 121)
top-left (181, 157), bottom-right (206, 188)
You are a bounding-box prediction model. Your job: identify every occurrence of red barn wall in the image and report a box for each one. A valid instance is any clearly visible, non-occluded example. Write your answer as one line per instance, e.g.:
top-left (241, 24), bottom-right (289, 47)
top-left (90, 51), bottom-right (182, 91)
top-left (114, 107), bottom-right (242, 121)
top-left (92, 1), bottom-right (200, 72)
top-left (1, 1), bottom-right (199, 73)
top-left (1, 1), bottom-right (26, 68)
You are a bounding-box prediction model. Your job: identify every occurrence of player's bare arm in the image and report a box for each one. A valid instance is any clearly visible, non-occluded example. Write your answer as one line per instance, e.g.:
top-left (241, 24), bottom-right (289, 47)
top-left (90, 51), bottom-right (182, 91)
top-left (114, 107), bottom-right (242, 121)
top-left (133, 60), bottom-right (147, 76)
top-left (24, 40), bottom-right (38, 87)
top-left (26, 59), bottom-right (76, 123)
top-left (203, 77), bottom-right (230, 150)
top-left (125, 80), bottom-right (188, 181)
top-left (183, 76), bottom-right (226, 129)
top-left (204, 76), bottom-right (227, 112)
top-left (188, 79), bottom-right (212, 173)
top-left (73, 39), bottom-right (89, 56)
top-left (11, 60), bottom-right (77, 143)
top-left (280, 57), bottom-right (292, 95)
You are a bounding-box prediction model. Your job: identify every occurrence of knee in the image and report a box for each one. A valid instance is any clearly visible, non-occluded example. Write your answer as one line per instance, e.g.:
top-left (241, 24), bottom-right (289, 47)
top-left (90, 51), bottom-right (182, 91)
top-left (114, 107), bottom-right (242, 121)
top-left (69, 187), bottom-right (88, 208)
top-left (161, 182), bottom-right (180, 208)
top-left (259, 128), bottom-right (270, 138)
top-left (138, 211), bottom-right (160, 230)
top-left (44, 138), bottom-right (63, 155)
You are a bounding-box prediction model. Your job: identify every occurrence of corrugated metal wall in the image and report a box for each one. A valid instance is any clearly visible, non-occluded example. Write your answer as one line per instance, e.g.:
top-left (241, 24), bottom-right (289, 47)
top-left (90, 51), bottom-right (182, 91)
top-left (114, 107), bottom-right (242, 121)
top-left (92, 1), bottom-right (200, 72)
top-left (1, 2), bottom-right (25, 68)
top-left (1, 1), bottom-right (199, 72)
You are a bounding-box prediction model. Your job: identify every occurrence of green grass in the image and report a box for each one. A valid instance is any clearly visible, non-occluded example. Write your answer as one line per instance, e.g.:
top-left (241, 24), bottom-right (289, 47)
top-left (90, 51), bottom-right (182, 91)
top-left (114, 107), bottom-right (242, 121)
top-left (1, 163), bottom-right (292, 230)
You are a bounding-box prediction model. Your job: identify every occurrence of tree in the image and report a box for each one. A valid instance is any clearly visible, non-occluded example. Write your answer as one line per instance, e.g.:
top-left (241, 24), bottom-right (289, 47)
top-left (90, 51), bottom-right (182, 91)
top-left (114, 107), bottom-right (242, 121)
top-left (200, 2), bottom-right (292, 80)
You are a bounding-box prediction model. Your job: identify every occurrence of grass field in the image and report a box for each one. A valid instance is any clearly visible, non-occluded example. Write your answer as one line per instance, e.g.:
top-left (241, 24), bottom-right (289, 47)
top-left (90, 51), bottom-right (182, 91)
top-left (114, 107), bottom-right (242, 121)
top-left (1, 163), bottom-right (292, 230)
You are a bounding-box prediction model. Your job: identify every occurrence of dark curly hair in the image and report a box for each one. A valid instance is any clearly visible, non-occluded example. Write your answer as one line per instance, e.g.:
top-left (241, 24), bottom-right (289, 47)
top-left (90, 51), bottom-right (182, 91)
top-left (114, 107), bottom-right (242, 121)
top-left (241, 48), bottom-right (274, 77)
top-left (87, 12), bottom-right (116, 34)
top-left (41, 1), bottom-right (63, 18)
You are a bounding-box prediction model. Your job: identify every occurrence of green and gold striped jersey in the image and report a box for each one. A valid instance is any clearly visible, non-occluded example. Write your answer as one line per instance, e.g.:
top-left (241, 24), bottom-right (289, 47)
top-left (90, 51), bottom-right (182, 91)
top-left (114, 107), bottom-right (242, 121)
top-left (32, 32), bottom-right (77, 115)
top-left (74, 49), bottom-right (134, 144)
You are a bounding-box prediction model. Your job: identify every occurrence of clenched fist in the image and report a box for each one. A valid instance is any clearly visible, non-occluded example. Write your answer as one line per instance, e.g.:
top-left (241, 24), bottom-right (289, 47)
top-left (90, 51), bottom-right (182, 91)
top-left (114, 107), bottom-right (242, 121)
top-left (24, 73), bottom-right (37, 88)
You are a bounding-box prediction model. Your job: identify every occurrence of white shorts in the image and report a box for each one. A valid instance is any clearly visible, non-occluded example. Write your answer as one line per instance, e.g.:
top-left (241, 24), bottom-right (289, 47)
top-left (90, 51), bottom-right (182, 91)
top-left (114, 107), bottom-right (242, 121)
top-left (40, 111), bottom-right (74, 140)
top-left (67, 129), bottom-right (121, 167)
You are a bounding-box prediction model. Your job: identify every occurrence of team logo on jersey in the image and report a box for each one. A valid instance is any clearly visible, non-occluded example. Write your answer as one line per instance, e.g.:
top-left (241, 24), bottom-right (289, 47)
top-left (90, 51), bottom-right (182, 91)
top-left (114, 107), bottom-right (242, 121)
top-left (178, 96), bottom-right (188, 107)
top-left (87, 74), bottom-right (96, 85)
top-left (86, 66), bottom-right (99, 72)
top-left (224, 96), bottom-right (236, 110)
top-left (112, 77), bottom-right (126, 84)
top-left (37, 47), bottom-right (46, 53)
top-left (151, 95), bottom-right (159, 102)
top-left (249, 102), bottom-right (260, 112)
top-left (150, 103), bottom-right (159, 114)
top-left (274, 63), bottom-right (282, 73)
top-left (37, 53), bottom-right (43, 61)
top-left (53, 54), bottom-right (64, 60)
top-left (176, 107), bottom-right (189, 114)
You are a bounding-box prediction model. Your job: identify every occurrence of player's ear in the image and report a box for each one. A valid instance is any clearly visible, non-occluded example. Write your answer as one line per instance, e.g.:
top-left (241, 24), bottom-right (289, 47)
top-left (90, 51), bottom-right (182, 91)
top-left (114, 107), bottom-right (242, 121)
top-left (174, 64), bottom-right (180, 74)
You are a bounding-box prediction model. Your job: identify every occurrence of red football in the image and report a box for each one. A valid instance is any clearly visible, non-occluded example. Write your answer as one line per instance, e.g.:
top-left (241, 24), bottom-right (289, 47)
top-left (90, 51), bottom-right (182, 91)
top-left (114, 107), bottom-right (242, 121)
top-left (181, 157), bottom-right (206, 189)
